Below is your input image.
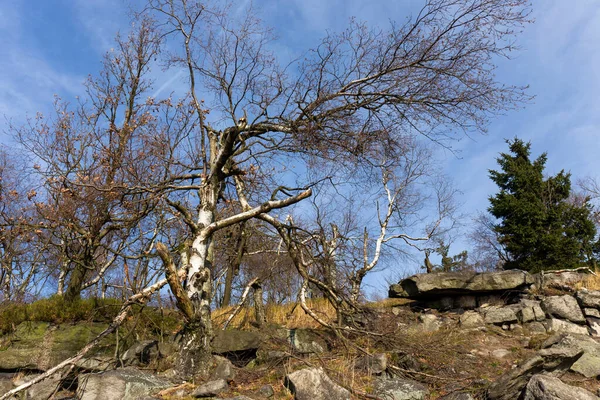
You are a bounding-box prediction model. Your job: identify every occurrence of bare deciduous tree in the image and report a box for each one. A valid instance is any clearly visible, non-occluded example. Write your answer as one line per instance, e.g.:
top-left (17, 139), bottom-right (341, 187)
top-left (137, 0), bottom-right (531, 373)
top-left (13, 20), bottom-right (165, 301)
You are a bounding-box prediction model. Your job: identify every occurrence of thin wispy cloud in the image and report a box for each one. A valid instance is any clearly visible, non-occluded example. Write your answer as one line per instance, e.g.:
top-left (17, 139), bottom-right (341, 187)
top-left (0, 2), bottom-right (86, 142)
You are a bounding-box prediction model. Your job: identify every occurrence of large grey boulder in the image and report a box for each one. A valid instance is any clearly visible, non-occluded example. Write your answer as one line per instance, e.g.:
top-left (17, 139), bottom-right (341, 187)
top-left (191, 379), bottom-right (228, 398)
top-left (459, 311), bottom-right (484, 329)
top-left (541, 296), bottom-right (586, 323)
top-left (389, 270), bottom-right (533, 299)
top-left (285, 368), bottom-right (350, 400)
top-left (24, 375), bottom-right (63, 399)
top-left (517, 300), bottom-right (546, 323)
top-left (210, 356), bottom-right (236, 381)
top-left (577, 290), bottom-right (600, 309)
top-left (544, 318), bottom-right (589, 335)
top-left (570, 352), bottom-right (600, 378)
top-left (541, 333), bottom-right (600, 378)
top-left (523, 374), bottom-right (599, 400)
top-left (372, 377), bottom-right (427, 400)
top-left (487, 347), bottom-right (584, 400)
top-left (483, 306), bottom-right (518, 325)
top-left (537, 270), bottom-right (594, 290)
top-left (77, 368), bottom-right (171, 400)
top-left (211, 329), bottom-right (261, 353)
top-left (121, 340), bottom-right (160, 366)
top-left (288, 328), bottom-right (327, 354)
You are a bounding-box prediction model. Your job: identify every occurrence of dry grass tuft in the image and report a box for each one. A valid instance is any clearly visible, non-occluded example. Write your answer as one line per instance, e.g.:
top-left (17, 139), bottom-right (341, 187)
top-left (578, 269), bottom-right (600, 290)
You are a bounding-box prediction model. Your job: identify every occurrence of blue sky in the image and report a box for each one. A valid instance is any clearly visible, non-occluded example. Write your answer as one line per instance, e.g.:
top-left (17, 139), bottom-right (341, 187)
top-left (2, 0), bottom-right (600, 290)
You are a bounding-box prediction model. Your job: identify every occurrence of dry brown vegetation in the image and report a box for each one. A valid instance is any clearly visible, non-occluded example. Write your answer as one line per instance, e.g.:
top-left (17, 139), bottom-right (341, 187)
top-left (205, 302), bottom-right (545, 399)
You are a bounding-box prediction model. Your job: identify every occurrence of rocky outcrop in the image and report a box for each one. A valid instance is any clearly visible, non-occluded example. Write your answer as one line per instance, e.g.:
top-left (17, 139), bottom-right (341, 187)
top-left (284, 367), bottom-right (350, 400)
top-left (523, 374), bottom-right (599, 400)
top-left (388, 270), bottom-right (600, 338)
top-left (541, 295), bottom-right (586, 323)
top-left (77, 368), bottom-right (171, 400)
top-left (488, 333), bottom-right (600, 399)
top-left (389, 270), bottom-right (534, 299)
top-left (211, 329), bottom-right (261, 366)
top-left (0, 321), bottom-right (113, 371)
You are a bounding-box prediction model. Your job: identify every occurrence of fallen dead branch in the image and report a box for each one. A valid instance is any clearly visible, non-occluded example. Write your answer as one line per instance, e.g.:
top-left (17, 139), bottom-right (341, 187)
top-left (388, 364), bottom-right (465, 381)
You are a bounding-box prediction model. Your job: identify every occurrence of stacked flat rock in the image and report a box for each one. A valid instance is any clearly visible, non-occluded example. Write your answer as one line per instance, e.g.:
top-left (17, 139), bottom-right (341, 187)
top-left (389, 270), bottom-right (534, 299)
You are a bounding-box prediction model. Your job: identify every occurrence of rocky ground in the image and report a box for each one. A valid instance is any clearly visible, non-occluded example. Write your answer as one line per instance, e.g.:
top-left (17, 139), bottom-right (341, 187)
top-left (2, 269), bottom-right (600, 399)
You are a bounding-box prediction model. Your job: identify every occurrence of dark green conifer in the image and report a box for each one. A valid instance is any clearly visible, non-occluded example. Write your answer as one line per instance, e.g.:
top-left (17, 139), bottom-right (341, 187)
top-left (488, 138), bottom-right (599, 272)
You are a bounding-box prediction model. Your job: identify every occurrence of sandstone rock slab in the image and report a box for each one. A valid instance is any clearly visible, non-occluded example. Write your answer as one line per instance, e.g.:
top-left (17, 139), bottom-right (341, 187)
top-left (390, 270), bottom-right (534, 299)
top-left (570, 352), bottom-right (600, 378)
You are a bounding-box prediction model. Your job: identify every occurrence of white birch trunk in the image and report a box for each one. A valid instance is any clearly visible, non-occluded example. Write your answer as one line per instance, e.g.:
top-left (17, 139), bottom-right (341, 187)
top-left (177, 196), bottom-right (216, 376)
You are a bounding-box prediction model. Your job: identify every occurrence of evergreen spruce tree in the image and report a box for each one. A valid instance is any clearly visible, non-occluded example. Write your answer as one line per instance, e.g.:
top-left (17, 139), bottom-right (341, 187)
top-left (488, 138), bottom-right (599, 272)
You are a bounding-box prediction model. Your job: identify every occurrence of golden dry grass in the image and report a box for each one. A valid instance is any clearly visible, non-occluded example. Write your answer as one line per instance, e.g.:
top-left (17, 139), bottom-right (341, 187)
top-left (211, 298), bottom-right (336, 330)
top-left (363, 297), bottom-right (413, 308)
top-left (573, 268), bottom-right (600, 290)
